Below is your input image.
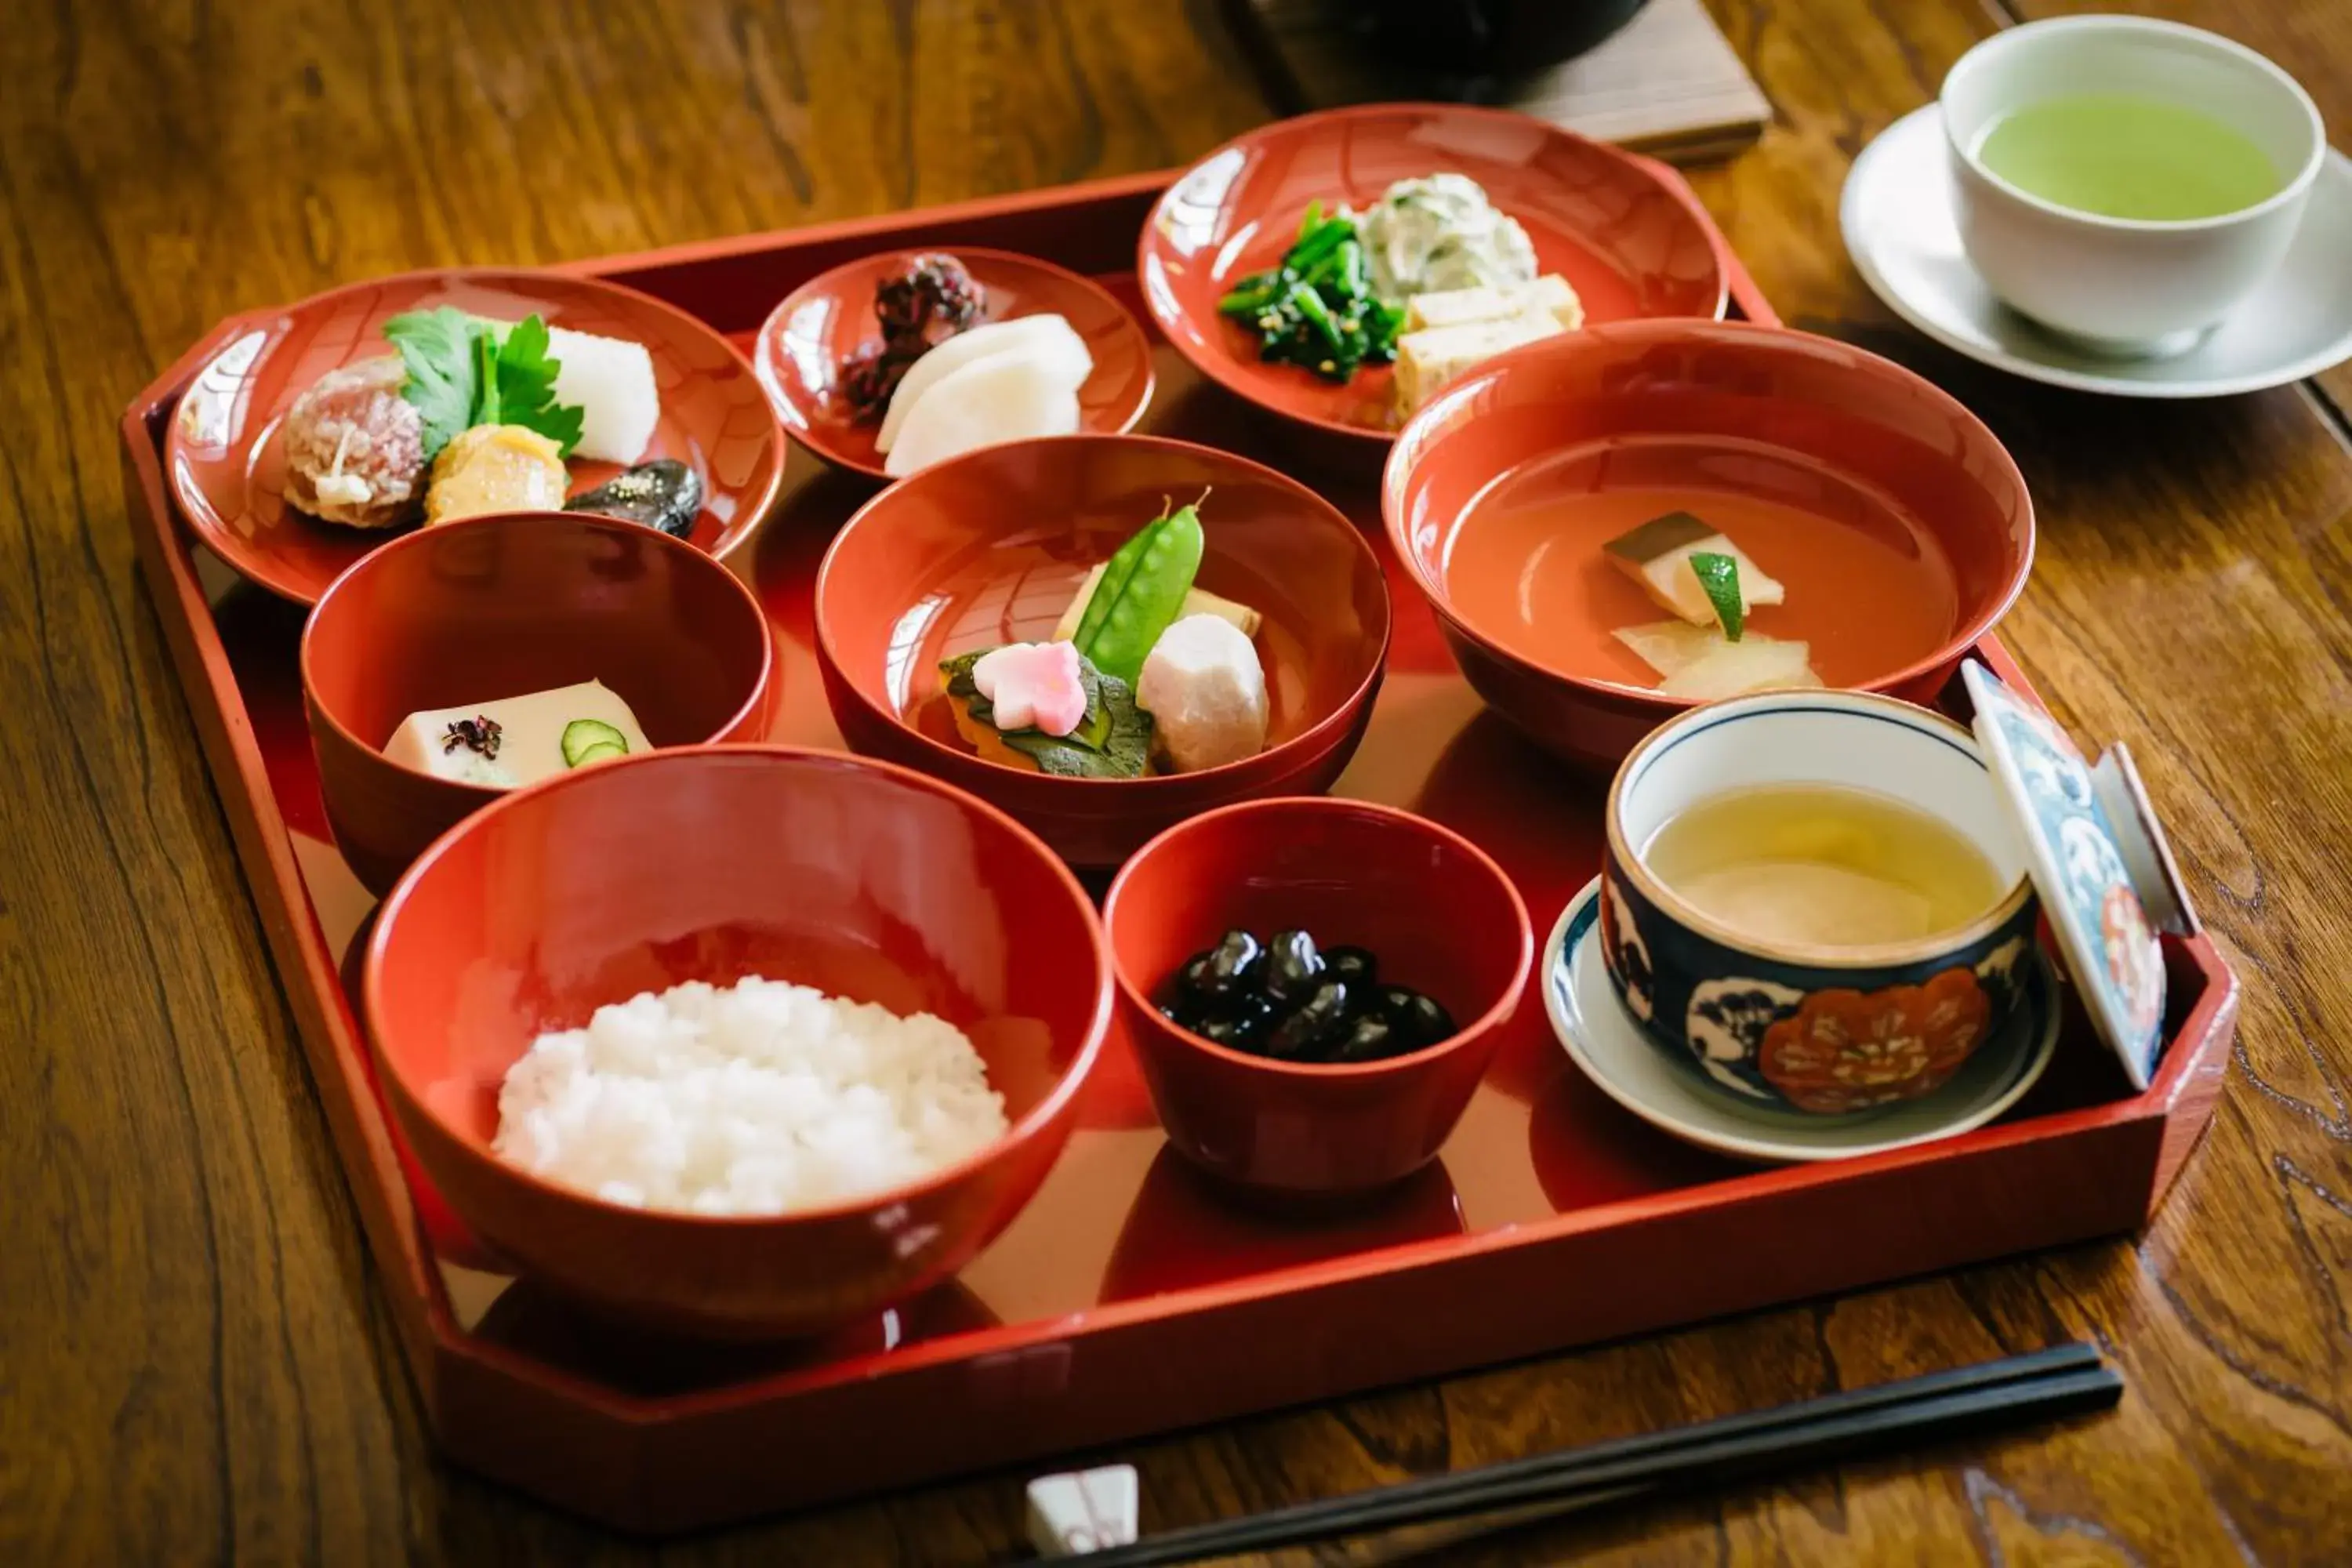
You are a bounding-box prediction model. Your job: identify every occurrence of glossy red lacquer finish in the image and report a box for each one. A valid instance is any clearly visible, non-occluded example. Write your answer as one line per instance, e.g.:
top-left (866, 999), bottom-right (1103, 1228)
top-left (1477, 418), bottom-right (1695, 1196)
top-left (1106, 799), bottom-right (1534, 1197)
top-left (361, 746), bottom-right (1113, 1340)
top-left (812, 433), bottom-right (1392, 866)
top-left (755, 247), bottom-right (1156, 479)
top-left (168, 267), bottom-right (787, 605)
top-left (119, 170), bottom-right (2239, 1530)
top-left (1383, 320), bottom-right (2036, 770)
top-left (300, 510), bottom-right (775, 897)
top-left (1139, 103), bottom-right (1729, 441)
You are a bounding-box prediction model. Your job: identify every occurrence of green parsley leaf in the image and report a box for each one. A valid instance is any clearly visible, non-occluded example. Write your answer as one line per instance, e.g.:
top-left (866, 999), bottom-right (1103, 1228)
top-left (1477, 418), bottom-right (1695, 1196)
top-left (1688, 551), bottom-right (1744, 641)
top-left (382, 307), bottom-right (480, 461)
top-left (490, 314), bottom-right (586, 458)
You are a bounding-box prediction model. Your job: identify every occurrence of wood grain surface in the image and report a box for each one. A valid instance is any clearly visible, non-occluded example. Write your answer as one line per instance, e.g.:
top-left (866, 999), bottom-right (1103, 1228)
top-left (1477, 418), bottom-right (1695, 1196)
top-left (4, 0), bottom-right (2349, 1563)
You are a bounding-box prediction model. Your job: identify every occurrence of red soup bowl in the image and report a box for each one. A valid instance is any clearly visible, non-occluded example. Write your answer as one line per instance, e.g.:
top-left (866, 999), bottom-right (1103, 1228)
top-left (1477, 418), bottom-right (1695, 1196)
top-left (362, 746), bottom-right (1112, 1340)
top-left (814, 434), bottom-right (1392, 868)
top-left (1382, 320), bottom-right (2034, 770)
top-left (1105, 798), bottom-right (1534, 1200)
top-left (302, 510), bottom-right (776, 897)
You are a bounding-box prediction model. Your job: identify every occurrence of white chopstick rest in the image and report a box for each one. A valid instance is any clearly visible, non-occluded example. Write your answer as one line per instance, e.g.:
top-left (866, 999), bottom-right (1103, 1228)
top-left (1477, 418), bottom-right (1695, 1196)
top-left (1026, 1464), bottom-right (1140, 1557)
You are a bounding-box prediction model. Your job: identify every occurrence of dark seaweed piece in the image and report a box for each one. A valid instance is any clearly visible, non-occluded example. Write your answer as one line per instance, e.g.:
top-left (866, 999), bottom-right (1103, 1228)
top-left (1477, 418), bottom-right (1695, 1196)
top-left (564, 459), bottom-right (704, 538)
top-left (1323, 946), bottom-right (1377, 989)
top-left (441, 715), bottom-right (503, 758)
top-left (1328, 1013), bottom-right (1398, 1062)
top-left (1264, 978), bottom-right (1353, 1060)
top-left (874, 253), bottom-right (984, 352)
top-left (1262, 929), bottom-right (1325, 1009)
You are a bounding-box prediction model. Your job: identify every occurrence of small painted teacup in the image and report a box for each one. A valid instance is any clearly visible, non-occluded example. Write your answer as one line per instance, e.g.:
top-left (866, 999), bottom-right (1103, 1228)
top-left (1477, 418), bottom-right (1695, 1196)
top-left (1599, 690), bottom-right (2039, 1116)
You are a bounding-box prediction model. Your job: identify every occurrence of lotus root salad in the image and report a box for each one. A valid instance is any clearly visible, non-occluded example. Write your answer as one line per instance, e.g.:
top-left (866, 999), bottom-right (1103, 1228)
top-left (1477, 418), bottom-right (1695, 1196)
top-left (493, 976), bottom-right (1008, 1215)
top-left (938, 497), bottom-right (1271, 779)
top-left (280, 307), bottom-right (699, 535)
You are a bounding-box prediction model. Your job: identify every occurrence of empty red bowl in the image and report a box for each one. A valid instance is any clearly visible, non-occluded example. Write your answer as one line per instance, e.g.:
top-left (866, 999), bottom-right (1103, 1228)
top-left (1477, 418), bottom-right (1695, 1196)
top-left (1382, 320), bottom-right (2034, 769)
top-left (756, 247), bottom-right (1156, 479)
top-left (1139, 103), bottom-right (1729, 441)
top-left (1105, 798), bottom-right (1534, 1198)
top-left (813, 433), bottom-right (1392, 867)
top-left (302, 510), bottom-right (775, 896)
top-left (362, 745), bottom-right (1112, 1340)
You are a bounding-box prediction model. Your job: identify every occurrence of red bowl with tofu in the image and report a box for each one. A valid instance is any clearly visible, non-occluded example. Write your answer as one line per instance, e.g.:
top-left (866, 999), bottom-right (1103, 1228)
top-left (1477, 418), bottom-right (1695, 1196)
top-left (1105, 797), bottom-right (1534, 1199)
top-left (1381, 321), bottom-right (2034, 769)
top-left (813, 434), bottom-right (1392, 867)
top-left (302, 510), bottom-right (775, 896)
top-left (362, 745), bottom-right (1112, 1340)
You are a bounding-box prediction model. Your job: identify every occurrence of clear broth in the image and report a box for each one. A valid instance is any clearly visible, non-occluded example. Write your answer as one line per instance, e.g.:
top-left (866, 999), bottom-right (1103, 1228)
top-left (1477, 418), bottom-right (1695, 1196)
top-left (1644, 783), bottom-right (2006, 949)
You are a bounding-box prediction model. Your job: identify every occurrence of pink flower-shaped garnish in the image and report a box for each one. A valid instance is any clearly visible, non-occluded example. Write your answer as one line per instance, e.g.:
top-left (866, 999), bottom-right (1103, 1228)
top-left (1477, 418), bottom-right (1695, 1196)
top-left (972, 641), bottom-right (1087, 736)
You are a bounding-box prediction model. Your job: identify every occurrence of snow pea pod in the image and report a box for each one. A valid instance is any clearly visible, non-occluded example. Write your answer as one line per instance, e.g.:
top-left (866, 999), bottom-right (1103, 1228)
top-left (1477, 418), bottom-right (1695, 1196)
top-left (1073, 503), bottom-right (1205, 685)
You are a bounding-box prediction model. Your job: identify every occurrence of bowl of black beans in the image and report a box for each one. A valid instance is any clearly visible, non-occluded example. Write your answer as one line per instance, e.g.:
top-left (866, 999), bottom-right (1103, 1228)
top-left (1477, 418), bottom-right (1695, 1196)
top-left (1105, 797), bottom-right (1534, 1198)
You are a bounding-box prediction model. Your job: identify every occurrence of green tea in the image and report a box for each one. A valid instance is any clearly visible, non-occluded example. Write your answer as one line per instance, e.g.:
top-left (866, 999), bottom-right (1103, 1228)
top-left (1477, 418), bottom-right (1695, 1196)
top-left (1645, 784), bottom-right (2006, 949)
top-left (1975, 93), bottom-right (2279, 221)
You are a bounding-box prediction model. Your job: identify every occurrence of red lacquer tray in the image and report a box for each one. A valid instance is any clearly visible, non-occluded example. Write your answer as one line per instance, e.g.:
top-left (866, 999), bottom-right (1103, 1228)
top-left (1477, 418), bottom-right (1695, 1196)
top-left (120, 167), bottom-right (2239, 1534)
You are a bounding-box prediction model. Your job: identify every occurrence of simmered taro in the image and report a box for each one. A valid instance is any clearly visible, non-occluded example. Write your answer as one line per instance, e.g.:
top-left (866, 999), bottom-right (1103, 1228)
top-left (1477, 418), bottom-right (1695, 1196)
top-left (564, 459), bottom-right (703, 538)
top-left (1261, 930), bottom-right (1324, 1008)
top-left (1264, 978), bottom-right (1352, 1060)
top-left (1323, 946), bottom-right (1377, 989)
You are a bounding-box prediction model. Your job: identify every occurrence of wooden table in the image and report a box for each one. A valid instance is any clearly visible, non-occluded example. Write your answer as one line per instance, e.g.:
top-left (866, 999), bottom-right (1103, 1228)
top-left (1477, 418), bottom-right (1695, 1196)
top-left (5, 1), bottom-right (2349, 1562)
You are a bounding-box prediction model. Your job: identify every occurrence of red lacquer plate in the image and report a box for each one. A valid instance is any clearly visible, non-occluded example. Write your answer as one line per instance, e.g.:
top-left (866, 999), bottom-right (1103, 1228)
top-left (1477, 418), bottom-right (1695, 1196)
top-left (167, 268), bottom-right (786, 605)
top-left (1138, 103), bottom-right (1731, 441)
top-left (755, 247), bottom-right (1156, 480)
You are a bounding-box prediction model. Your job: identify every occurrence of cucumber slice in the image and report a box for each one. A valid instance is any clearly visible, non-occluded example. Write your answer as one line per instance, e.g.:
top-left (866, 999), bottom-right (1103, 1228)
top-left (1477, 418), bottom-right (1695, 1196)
top-left (561, 719), bottom-right (630, 768)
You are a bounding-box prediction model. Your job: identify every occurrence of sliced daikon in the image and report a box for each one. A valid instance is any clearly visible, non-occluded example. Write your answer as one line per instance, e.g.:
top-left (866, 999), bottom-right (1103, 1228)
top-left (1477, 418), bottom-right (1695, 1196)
top-left (1658, 636), bottom-right (1822, 700)
top-left (882, 350), bottom-right (1083, 477)
top-left (876, 315), bottom-right (1092, 454)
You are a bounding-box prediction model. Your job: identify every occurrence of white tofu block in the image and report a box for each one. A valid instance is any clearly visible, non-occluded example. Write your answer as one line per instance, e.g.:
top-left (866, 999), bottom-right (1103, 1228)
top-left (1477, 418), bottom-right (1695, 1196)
top-left (543, 327), bottom-right (660, 465)
top-left (382, 680), bottom-right (652, 789)
top-left (1403, 273), bottom-right (1584, 332)
top-left (1026, 1465), bottom-right (1140, 1557)
top-left (1393, 307), bottom-right (1566, 415)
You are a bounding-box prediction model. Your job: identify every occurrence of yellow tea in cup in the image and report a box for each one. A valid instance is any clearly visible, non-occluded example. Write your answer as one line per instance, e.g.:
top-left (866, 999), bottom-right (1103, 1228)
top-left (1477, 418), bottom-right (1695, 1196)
top-left (1645, 783), bottom-right (2006, 949)
top-left (1974, 93), bottom-right (2280, 221)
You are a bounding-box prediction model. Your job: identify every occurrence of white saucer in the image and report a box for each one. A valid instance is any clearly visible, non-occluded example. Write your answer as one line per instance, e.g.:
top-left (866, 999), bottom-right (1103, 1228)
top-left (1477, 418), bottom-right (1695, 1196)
top-left (1541, 877), bottom-right (2060, 1163)
top-left (1842, 105), bottom-right (2352, 398)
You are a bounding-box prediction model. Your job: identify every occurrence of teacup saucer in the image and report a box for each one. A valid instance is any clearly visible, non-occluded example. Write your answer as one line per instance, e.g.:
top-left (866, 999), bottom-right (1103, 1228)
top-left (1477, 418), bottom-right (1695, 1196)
top-left (1541, 877), bottom-right (2059, 1163)
top-left (1842, 105), bottom-right (2352, 398)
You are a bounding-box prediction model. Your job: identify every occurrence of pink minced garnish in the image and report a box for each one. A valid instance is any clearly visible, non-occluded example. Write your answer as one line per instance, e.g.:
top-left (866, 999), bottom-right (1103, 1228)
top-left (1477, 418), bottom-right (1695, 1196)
top-left (972, 641), bottom-right (1087, 736)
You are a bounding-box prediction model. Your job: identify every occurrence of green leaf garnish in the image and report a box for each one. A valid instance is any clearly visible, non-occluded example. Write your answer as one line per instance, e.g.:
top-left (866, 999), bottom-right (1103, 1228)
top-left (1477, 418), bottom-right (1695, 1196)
top-left (939, 650), bottom-right (1154, 779)
top-left (379, 309), bottom-right (585, 460)
top-left (382, 307), bottom-right (480, 461)
top-left (1689, 551), bottom-right (1744, 641)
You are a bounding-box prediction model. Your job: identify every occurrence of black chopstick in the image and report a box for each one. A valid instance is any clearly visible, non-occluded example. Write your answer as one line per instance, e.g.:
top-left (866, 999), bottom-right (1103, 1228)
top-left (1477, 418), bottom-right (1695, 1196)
top-left (1054, 1344), bottom-right (2118, 1566)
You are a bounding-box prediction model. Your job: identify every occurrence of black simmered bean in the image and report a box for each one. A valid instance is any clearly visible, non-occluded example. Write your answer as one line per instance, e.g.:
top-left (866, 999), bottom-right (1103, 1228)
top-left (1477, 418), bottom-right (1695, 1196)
top-left (1323, 946), bottom-right (1377, 989)
top-left (1381, 988), bottom-right (1457, 1048)
top-left (1178, 952), bottom-right (1220, 1006)
top-left (1265, 978), bottom-right (1353, 1059)
top-left (1200, 930), bottom-right (1265, 998)
top-left (1261, 929), bottom-right (1325, 1007)
top-left (1328, 1013), bottom-right (1396, 1062)
top-left (1200, 1011), bottom-right (1270, 1051)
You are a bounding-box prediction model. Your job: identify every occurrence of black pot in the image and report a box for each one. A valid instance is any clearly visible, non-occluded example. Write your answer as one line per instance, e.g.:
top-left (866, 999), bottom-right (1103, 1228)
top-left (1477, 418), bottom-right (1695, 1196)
top-left (1367, 0), bottom-right (1651, 77)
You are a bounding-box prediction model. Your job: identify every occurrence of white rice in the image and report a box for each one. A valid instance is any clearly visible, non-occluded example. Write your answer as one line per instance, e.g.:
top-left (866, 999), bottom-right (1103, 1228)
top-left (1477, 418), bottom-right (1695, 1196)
top-left (493, 976), bottom-right (1008, 1216)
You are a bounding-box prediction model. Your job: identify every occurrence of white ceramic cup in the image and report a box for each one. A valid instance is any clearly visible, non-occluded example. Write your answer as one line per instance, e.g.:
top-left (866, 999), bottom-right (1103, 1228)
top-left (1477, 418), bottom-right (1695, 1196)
top-left (1941, 16), bottom-right (2325, 358)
